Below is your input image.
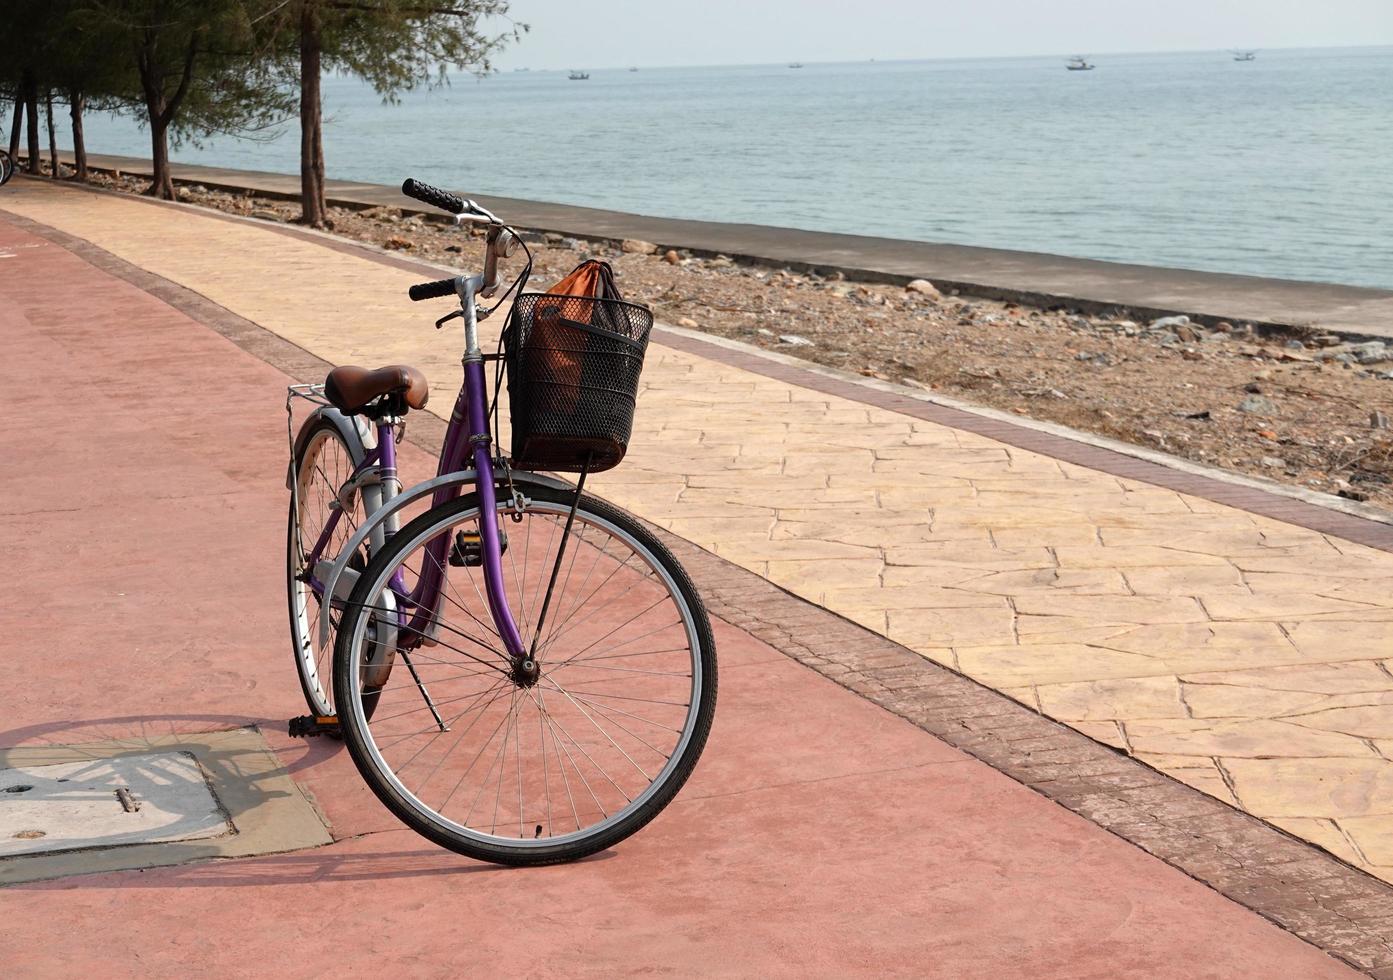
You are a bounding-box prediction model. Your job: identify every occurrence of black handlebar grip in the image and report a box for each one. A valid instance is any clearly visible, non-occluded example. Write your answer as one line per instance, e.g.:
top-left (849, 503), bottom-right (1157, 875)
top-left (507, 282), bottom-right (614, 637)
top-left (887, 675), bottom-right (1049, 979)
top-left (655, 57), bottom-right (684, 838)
top-left (408, 277), bottom-right (459, 301)
top-left (401, 178), bottom-right (465, 215)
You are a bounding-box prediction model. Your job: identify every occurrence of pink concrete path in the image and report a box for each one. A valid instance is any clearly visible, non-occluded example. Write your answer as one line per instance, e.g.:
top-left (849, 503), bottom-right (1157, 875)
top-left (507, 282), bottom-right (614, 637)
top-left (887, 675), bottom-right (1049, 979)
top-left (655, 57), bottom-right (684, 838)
top-left (0, 215), bottom-right (1355, 978)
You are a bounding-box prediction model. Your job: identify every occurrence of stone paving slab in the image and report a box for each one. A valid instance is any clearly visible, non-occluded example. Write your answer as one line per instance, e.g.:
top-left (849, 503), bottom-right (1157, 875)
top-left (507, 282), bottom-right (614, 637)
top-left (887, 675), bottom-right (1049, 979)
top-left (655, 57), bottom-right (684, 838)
top-left (0, 730), bottom-right (332, 885)
top-left (5, 179), bottom-right (1393, 885)
top-left (0, 752), bottom-right (230, 858)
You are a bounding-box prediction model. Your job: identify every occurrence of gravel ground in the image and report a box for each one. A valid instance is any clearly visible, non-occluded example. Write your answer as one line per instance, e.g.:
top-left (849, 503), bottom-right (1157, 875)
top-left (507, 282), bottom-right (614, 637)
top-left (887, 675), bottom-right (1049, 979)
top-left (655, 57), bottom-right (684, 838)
top-left (83, 169), bottom-right (1393, 510)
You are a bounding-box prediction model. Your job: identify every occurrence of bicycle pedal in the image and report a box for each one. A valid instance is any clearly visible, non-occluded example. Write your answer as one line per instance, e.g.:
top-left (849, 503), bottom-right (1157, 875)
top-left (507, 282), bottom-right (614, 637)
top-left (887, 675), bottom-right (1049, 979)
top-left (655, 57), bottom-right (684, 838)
top-left (449, 527), bottom-right (508, 567)
top-left (288, 714), bottom-right (343, 739)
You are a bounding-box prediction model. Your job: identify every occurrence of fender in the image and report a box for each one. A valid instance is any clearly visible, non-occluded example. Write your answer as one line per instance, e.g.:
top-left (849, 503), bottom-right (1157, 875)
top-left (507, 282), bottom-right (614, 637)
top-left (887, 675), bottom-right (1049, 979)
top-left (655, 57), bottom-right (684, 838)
top-left (316, 467), bottom-right (575, 647)
top-left (285, 406), bottom-right (372, 491)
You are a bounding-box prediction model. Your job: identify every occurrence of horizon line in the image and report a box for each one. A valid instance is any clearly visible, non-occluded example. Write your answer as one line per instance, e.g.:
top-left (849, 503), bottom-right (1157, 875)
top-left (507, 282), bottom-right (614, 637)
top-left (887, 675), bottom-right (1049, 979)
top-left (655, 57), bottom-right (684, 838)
top-left (493, 42), bottom-right (1392, 74)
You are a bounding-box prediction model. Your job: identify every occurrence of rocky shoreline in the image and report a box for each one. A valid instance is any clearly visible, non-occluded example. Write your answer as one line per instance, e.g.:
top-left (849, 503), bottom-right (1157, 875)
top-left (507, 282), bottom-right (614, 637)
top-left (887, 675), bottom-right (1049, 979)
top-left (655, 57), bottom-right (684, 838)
top-left (82, 169), bottom-right (1393, 510)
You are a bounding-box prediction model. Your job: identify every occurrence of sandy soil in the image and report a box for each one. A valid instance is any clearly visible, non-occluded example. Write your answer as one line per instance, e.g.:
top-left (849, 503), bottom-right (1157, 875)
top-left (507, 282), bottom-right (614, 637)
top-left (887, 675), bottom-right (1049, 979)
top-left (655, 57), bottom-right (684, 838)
top-left (82, 169), bottom-right (1393, 510)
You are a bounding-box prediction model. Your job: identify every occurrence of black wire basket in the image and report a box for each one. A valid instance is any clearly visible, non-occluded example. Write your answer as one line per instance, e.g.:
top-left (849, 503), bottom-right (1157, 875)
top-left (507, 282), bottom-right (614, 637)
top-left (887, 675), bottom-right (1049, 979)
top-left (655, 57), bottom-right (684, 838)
top-left (503, 292), bottom-right (653, 473)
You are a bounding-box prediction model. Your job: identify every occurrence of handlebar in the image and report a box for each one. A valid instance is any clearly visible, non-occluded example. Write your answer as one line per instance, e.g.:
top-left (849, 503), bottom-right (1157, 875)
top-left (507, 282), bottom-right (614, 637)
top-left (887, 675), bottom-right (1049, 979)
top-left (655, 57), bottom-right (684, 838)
top-left (408, 277), bottom-right (459, 302)
top-left (401, 178), bottom-right (465, 215)
top-left (402, 178), bottom-right (519, 303)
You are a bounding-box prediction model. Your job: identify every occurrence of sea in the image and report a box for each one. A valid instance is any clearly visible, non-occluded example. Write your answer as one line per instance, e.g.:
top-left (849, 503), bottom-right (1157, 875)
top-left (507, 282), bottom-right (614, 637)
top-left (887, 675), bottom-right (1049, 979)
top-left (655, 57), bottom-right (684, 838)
top-left (78, 47), bottom-right (1393, 289)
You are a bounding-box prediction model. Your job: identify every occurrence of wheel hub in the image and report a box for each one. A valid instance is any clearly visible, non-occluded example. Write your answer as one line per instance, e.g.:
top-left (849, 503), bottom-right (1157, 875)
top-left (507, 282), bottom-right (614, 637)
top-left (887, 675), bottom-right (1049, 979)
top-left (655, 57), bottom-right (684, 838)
top-left (511, 656), bottom-right (541, 688)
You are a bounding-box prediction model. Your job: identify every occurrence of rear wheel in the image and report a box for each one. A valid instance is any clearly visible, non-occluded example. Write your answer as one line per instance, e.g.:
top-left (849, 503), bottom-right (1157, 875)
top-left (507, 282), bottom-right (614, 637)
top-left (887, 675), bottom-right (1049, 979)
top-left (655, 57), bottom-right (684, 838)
top-left (334, 485), bottom-right (717, 866)
top-left (287, 417), bottom-right (368, 717)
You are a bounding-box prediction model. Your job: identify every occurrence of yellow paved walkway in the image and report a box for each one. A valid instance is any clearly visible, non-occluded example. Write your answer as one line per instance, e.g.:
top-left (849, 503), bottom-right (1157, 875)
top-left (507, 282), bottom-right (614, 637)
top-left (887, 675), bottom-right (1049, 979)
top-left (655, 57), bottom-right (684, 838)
top-left (8, 181), bottom-right (1393, 879)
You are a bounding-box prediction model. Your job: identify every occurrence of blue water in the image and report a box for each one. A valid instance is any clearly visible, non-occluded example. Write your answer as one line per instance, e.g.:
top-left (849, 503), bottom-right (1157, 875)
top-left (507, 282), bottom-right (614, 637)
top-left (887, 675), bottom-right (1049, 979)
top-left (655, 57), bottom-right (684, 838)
top-left (80, 47), bottom-right (1393, 288)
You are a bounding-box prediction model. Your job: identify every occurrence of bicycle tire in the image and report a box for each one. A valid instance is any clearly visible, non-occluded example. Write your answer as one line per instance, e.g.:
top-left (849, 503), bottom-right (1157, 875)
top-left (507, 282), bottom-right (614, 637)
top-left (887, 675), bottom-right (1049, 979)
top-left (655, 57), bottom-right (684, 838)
top-left (287, 415), bottom-right (374, 718)
top-left (333, 485), bottom-right (717, 865)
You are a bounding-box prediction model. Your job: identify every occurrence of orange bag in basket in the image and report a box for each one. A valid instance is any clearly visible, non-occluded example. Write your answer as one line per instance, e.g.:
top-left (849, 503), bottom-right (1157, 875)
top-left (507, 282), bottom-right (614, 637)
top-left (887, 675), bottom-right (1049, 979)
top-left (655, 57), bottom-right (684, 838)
top-left (527, 260), bottom-right (622, 414)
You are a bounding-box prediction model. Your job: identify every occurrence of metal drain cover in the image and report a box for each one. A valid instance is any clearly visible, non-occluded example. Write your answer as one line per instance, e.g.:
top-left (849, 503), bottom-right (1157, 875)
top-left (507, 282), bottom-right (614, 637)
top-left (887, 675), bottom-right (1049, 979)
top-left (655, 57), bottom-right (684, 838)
top-left (0, 752), bottom-right (232, 857)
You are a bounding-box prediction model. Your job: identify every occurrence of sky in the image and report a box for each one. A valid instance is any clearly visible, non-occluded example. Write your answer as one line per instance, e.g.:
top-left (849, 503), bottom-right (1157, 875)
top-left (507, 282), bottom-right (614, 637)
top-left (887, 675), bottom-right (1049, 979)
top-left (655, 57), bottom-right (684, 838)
top-left (488, 0), bottom-right (1393, 69)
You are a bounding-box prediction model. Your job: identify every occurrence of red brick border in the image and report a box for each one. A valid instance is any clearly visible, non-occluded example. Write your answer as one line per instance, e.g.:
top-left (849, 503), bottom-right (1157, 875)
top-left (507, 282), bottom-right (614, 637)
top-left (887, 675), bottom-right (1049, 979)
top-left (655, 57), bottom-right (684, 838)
top-left (9, 204), bottom-right (1393, 976)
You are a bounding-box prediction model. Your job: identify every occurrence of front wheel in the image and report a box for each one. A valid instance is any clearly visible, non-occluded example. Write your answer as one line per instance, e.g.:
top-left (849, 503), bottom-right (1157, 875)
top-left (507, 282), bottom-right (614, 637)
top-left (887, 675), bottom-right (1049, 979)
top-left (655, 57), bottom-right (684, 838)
top-left (333, 485), bottom-right (717, 866)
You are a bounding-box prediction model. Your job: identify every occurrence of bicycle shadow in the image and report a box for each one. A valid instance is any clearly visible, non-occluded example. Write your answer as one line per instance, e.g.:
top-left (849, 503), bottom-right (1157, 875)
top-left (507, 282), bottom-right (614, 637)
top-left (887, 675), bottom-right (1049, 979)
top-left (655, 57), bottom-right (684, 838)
top-left (0, 710), bottom-right (344, 761)
top-left (1, 713), bottom-right (611, 888)
top-left (52, 837), bottom-right (611, 890)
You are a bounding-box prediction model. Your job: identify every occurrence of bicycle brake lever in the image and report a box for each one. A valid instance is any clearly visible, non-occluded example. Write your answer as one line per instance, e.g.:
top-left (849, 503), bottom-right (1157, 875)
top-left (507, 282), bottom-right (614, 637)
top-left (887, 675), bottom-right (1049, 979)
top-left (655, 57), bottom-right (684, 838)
top-left (434, 309), bottom-right (464, 330)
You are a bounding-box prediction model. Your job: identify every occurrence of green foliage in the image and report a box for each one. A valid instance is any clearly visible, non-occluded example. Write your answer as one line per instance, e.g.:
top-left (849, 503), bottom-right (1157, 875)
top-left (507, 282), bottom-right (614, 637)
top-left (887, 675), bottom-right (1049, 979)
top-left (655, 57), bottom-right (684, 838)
top-left (302, 0), bottom-right (524, 99)
top-left (75, 0), bottom-right (294, 143)
top-left (0, 2), bottom-right (67, 92)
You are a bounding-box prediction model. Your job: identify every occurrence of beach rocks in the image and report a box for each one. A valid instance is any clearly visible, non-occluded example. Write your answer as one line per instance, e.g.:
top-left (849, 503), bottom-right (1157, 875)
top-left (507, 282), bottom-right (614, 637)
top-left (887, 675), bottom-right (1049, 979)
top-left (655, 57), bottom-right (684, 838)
top-left (663, 250), bottom-right (680, 264)
top-left (622, 239), bottom-right (658, 254)
top-left (1150, 315), bottom-right (1191, 331)
top-left (1349, 341), bottom-right (1390, 364)
top-left (383, 236), bottom-right (414, 251)
top-left (676, 317), bottom-right (698, 329)
top-left (906, 279), bottom-right (941, 299)
top-left (779, 333), bottom-right (815, 347)
top-left (1260, 455), bottom-right (1286, 469)
top-left (1238, 394), bottom-right (1279, 415)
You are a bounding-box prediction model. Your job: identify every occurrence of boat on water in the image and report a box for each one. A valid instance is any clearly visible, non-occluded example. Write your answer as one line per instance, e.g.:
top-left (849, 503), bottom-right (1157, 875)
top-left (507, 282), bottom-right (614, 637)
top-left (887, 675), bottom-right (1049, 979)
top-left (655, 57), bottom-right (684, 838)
top-left (568, 71), bottom-right (589, 80)
top-left (628, 67), bottom-right (639, 72)
top-left (1066, 56), bottom-right (1095, 71)
top-left (788, 62), bottom-right (803, 69)
top-left (1232, 50), bottom-right (1257, 62)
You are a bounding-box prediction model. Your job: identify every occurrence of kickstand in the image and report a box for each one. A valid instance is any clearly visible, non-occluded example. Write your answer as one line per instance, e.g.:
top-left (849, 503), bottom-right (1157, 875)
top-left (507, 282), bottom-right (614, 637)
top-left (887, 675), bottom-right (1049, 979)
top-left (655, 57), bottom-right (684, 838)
top-left (402, 650), bottom-right (450, 731)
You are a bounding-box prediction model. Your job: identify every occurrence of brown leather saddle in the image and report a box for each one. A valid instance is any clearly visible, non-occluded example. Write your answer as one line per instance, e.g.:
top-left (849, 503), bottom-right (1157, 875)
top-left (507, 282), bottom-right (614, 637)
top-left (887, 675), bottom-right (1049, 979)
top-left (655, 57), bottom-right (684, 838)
top-left (323, 364), bottom-right (429, 417)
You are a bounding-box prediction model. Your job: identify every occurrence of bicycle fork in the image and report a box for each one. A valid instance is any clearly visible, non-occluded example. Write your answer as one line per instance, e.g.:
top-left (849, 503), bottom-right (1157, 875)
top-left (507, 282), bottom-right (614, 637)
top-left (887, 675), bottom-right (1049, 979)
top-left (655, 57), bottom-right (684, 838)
top-left (400, 275), bottom-right (529, 679)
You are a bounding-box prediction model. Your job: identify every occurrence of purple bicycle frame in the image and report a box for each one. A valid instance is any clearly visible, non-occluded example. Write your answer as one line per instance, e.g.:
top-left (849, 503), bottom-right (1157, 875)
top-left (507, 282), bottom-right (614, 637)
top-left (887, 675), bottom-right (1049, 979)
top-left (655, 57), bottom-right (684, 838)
top-left (401, 357), bottom-right (527, 659)
top-left (303, 358), bottom-right (526, 662)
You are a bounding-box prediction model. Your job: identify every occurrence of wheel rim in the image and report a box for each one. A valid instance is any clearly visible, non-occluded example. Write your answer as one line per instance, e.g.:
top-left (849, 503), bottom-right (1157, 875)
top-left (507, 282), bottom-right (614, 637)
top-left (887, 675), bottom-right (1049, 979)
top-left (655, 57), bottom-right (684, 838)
top-left (341, 498), bottom-right (704, 850)
top-left (290, 426), bottom-right (364, 715)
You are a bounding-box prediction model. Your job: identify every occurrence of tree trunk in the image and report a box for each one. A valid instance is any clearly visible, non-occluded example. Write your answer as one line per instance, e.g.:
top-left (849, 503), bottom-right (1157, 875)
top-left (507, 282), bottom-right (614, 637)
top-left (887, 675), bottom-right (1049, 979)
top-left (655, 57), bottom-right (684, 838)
top-left (69, 90), bottom-right (87, 181)
top-left (7, 86), bottom-right (22, 161)
top-left (137, 33), bottom-right (197, 200)
top-left (147, 115), bottom-right (177, 199)
top-left (23, 72), bottom-right (40, 174)
top-left (298, 1), bottom-right (327, 227)
top-left (44, 89), bottom-right (59, 178)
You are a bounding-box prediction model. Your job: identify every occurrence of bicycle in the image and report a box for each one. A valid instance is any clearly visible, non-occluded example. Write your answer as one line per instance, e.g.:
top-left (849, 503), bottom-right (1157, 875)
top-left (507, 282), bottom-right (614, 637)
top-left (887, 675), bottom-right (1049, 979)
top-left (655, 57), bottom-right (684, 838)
top-left (286, 178), bottom-right (717, 865)
top-left (0, 149), bottom-right (14, 186)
